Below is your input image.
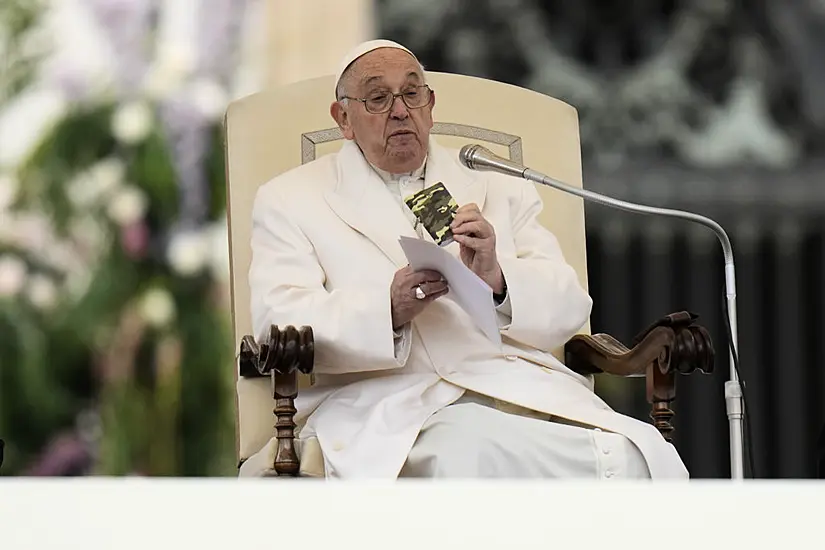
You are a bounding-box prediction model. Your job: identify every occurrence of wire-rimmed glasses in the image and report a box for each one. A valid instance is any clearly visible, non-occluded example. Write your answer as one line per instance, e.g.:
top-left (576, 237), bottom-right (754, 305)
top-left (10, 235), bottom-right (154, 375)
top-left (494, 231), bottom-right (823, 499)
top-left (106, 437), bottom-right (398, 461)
top-left (341, 85), bottom-right (432, 114)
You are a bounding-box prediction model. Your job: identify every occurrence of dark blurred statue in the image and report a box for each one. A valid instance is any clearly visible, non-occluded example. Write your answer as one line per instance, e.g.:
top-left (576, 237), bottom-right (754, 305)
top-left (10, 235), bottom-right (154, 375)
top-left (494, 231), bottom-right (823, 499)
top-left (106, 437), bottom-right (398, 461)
top-left (379, 0), bottom-right (823, 167)
top-left (765, 0), bottom-right (825, 135)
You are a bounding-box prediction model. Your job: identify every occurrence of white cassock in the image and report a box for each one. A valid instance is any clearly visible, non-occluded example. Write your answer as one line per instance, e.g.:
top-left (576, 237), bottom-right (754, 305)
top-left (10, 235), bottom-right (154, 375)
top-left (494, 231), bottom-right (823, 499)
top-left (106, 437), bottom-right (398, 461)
top-left (244, 138), bottom-right (689, 480)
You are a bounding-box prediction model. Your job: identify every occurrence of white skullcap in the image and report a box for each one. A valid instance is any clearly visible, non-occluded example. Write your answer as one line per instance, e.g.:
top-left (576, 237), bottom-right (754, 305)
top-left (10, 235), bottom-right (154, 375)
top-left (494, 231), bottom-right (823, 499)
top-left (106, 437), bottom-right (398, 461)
top-left (333, 39), bottom-right (419, 98)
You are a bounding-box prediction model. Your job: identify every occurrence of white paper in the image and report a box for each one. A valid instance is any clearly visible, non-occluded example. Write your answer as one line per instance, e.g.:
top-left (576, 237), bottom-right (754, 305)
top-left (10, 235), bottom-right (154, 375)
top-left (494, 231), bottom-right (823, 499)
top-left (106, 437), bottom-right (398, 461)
top-left (398, 236), bottom-right (502, 346)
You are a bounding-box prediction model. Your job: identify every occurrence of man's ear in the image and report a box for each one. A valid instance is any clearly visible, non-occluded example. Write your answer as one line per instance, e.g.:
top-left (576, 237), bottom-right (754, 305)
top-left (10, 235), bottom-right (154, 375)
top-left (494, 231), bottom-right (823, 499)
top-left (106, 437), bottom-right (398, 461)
top-left (330, 101), bottom-right (355, 140)
top-left (425, 90), bottom-right (436, 131)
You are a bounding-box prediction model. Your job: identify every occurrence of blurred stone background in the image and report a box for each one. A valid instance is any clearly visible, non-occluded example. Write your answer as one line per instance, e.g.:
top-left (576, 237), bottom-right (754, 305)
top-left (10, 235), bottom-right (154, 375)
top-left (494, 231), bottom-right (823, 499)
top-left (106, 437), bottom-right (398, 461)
top-left (376, 0), bottom-right (825, 479)
top-left (1, 0), bottom-right (822, 478)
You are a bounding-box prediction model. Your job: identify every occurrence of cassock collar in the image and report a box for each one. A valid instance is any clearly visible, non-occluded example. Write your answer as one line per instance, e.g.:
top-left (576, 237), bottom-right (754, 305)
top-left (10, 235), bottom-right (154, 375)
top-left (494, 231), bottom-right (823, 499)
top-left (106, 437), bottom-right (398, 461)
top-left (367, 155), bottom-right (427, 185)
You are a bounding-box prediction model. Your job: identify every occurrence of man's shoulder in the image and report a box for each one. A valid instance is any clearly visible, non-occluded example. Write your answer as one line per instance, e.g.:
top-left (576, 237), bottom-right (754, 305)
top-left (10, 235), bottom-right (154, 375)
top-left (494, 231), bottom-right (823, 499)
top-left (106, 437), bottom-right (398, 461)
top-left (261, 153), bottom-right (338, 191)
top-left (256, 153), bottom-right (338, 202)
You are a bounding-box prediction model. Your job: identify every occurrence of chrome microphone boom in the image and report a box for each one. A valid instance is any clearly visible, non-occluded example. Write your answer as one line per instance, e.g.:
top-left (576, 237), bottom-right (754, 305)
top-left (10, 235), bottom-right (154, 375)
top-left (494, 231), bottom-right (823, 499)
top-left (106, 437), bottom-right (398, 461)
top-left (459, 143), bottom-right (745, 480)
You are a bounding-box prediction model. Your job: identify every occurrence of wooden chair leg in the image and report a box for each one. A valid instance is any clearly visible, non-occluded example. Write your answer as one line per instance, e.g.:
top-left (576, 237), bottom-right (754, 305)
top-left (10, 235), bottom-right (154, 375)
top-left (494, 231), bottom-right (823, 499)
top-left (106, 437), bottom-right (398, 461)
top-left (272, 370), bottom-right (299, 476)
top-left (239, 325), bottom-right (314, 477)
top-left (648, 362), bottom-right (676, 443)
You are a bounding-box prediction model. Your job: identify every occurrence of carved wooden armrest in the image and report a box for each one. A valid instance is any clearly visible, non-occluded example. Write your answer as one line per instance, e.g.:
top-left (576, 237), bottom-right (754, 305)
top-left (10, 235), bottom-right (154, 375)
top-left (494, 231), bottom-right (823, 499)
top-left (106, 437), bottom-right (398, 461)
top-left (238, 325), bottom-right (314, 477)
top-left (564, 311), bottom-right (714, 441)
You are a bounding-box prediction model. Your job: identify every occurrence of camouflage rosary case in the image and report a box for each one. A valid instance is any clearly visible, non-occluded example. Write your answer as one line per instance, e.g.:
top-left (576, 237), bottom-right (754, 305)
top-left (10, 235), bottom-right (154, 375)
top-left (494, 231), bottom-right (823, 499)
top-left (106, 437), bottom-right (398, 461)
top-left (404, 182), bottom-right (458, 246)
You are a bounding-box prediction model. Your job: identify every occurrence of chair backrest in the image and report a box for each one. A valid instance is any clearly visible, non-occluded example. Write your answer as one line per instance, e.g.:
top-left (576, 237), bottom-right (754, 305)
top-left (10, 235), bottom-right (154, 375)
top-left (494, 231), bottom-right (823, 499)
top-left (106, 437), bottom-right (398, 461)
top-left (224, 72), bottom-right (590, 461)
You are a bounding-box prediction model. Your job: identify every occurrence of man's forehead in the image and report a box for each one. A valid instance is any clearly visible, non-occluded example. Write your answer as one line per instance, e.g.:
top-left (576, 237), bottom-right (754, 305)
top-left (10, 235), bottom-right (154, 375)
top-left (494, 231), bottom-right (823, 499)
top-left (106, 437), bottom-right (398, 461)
top-left (350, 49), bottom-right (421, 81)
top-left (359, 70), bottom-right (422, 89)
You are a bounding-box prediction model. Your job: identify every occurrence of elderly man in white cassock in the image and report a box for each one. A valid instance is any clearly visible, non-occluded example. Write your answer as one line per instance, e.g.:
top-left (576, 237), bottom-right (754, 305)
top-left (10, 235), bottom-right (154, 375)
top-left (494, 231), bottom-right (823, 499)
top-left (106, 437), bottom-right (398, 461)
top-left (244, 39), bottom-right (689, 479)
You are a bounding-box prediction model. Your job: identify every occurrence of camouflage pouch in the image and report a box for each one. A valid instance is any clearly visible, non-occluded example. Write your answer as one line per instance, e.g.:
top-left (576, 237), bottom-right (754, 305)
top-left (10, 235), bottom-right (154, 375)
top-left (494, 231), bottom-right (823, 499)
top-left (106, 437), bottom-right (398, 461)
top-left (404, 182), bottom-right (458, 246)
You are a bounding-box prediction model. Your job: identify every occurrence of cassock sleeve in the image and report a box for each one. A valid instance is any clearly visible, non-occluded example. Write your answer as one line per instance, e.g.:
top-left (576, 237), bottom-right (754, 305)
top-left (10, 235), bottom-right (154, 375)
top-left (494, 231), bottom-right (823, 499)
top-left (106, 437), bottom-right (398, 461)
top-left (248, 184), bottom-right (411, 374)
top-left (496, 179), bottom-right (593, 351)
top-left (495, 289), bottom-right (512, 328)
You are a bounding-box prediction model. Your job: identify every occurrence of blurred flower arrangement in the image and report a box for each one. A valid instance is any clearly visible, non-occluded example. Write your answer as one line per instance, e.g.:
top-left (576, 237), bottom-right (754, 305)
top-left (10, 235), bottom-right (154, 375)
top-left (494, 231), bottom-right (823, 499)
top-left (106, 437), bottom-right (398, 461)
top-left (0, 0), bottom-right (263, 476)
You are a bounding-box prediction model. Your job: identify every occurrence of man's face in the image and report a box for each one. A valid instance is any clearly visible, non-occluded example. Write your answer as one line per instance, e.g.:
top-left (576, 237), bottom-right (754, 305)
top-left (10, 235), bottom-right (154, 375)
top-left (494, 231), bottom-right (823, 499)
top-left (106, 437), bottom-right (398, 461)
top-left (331, 48), bottom-right (435, 174)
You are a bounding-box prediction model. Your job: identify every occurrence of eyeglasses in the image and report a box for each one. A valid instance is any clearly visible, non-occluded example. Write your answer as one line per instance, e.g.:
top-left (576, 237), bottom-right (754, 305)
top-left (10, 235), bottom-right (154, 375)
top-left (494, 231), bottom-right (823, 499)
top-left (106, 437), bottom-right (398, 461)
top-left (341, 85), bottom-right (432, 114)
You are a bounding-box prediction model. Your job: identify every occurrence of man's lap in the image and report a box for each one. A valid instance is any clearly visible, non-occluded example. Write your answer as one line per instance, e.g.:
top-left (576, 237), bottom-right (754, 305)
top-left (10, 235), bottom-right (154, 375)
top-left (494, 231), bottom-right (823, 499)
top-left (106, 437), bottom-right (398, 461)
top-left (398, 393), bottom-right (651, 479)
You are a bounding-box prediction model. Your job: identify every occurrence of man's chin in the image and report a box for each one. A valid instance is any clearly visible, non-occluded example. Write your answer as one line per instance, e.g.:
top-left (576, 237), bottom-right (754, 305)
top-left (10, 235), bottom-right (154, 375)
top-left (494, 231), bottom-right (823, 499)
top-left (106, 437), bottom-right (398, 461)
top-left (385, 148), bottom-right (424, 171)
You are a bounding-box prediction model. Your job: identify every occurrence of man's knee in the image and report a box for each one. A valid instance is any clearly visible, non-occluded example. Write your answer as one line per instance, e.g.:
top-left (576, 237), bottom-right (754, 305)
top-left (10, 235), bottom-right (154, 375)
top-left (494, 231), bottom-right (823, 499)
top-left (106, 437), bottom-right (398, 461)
top-left (401, 404), bottom-right (506, 477)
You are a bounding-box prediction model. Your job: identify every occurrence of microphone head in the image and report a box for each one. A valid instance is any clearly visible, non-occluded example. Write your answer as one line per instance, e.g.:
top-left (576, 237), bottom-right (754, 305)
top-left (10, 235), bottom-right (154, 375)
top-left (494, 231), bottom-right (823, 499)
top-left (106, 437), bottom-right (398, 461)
top-left (460, 143), bottom-right (497, 170)
top-left (458, 144), bottom-right (481, 169)
top-left (458, 143), bottom-right (526, 178)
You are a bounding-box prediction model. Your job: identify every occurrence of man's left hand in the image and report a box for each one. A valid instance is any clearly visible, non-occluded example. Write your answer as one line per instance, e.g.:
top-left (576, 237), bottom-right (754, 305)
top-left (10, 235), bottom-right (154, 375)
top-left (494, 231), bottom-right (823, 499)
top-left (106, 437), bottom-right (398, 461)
top-left (451, 203), bottom-right (504, 294)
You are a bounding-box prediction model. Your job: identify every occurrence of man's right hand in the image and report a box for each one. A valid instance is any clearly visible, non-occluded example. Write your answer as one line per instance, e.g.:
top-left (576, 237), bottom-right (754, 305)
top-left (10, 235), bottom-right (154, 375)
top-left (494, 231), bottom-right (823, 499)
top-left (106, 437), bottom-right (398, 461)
top-left (390, 266), bottom-right (448, 330)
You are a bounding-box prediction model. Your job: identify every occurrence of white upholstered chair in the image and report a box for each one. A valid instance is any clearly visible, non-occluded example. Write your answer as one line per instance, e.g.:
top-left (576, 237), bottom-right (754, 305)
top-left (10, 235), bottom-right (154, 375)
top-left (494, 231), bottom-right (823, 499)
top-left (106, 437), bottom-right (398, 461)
top-left (223, 72), bottom-right (714, 477)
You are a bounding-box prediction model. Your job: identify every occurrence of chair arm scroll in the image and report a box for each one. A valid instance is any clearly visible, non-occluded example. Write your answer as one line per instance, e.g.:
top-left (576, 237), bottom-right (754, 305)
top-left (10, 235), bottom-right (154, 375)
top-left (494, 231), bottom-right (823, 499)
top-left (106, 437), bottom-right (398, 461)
top-left (564, 311), bottom-right (714, 441)
top-left (238, 325), bottom-right (315, 476)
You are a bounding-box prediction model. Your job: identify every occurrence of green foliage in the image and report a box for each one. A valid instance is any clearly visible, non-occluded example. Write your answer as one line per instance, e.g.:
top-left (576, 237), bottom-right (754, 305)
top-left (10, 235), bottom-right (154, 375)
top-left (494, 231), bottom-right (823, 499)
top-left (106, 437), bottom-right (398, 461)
top-left (1, 100), bottom-right (235, 477)
top-left (17, 105), bottom-right (117, 230)
top-left (130, 127), bottom-right (181, 226)
top-left (0, 300), bottom-right (80, 474)
top-left (1, 0), bottom-right (49, 99)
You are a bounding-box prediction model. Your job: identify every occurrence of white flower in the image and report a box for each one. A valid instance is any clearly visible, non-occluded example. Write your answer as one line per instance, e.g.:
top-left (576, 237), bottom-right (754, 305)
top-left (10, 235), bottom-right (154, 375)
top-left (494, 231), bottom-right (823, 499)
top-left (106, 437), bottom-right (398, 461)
top-left (142, 65), bottom-right (186, 99)
top-left (0, 87), bottom-right (68, 170)
top-left (66, 157), bottom-right (125, 208)
top-left (20, 21), bottom-right (54, 61)
top-left (111, 100), bottom-right (153, 145)
top-left (166, 230), bottom-right (210, 276)
top-left (65, 270), bottom-right (92, 302)
top-left (0, 256), bottom-right (27, 297)
top-left (45, 0), bottom-right (118, 100)
top-left (0, 173), bottom-right (19, 212)
top-left (44, 240), bottom-right (85, 275)
top-left (190, 78), bottom-right (229, 120)
top-left (106, 186), bottom-right (148, 226)
top-left (142, 46), bottom-right (193, 99)
top-left (65, 172), bottom-right (96, 208)
top-left (76, 409), bottom-right (102, 445)
top-left (69, 217), bottom-right (108, 254)
top-left (91, 158), bottom-right (126, 190)
top-left (138, 287), bottom-right (176, 328)
top-left (2, 212), bottom-right (53, 256)
top-left (27, 275), bottom-right (58, 310)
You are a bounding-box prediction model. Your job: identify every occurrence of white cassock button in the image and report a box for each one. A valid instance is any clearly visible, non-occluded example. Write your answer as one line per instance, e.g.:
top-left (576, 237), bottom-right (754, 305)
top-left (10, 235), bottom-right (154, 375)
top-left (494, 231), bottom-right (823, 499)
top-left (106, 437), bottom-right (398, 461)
top-left (594, 428), bottom-right (602, 433)
top-left (602, 447), bottom-right (611, 455)
top-left (505, 355), bottom-right (517, 361)
top-left (332, 442), bottom-right (345, 452)
top-left (604, 470), bottom-right (614, 479)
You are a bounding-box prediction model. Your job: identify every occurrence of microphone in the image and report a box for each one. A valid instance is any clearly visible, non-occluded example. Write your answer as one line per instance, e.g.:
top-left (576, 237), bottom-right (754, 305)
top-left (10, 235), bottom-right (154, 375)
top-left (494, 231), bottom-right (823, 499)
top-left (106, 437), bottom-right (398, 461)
top-left (460, 143), bottom-right (747, 480)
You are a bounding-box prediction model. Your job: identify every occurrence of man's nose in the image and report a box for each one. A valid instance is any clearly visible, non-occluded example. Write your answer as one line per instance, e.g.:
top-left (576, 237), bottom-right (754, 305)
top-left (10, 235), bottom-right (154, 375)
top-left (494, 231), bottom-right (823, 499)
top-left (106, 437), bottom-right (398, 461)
top-left (389, 95), bottom-right (409, 119)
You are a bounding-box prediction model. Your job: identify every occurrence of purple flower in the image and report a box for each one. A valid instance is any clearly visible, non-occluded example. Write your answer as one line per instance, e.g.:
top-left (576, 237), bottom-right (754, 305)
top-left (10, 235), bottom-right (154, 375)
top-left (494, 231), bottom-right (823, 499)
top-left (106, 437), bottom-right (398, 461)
top-left (25, 433), bottom-right (93, 476)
